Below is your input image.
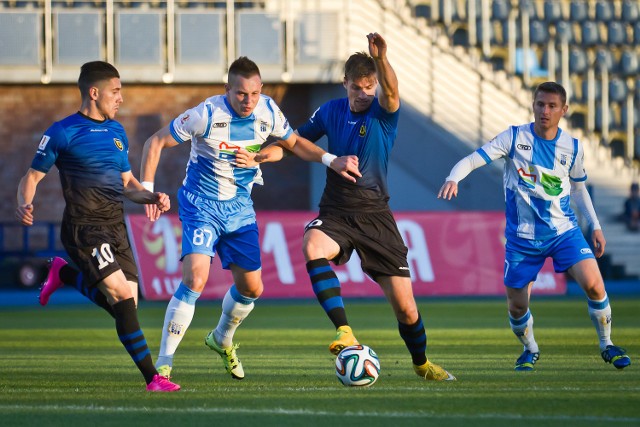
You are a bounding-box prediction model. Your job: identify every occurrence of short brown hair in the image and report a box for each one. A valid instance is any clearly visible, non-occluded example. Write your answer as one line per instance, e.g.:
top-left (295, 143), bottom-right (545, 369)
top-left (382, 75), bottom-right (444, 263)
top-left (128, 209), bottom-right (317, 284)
top-left (344, 52), bottom-right (375, 81)
top-left (228, 56), bottom-right (261, 80)
top-left (534, 81), bottom-right (567, 105)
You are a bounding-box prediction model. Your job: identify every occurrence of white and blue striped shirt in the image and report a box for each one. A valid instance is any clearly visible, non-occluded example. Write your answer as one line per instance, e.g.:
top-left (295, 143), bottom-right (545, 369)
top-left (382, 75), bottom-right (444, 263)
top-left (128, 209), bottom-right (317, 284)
top-left (170, 94), bottom-right (293, 200)
top-left (477, 123), bottom-right (587, 240)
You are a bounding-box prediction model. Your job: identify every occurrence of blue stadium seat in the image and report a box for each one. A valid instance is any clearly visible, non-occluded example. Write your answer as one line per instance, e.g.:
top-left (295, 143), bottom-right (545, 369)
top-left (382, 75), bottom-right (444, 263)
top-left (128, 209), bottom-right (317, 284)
top-left (543, 0), bottom-right (562, 24)
top-left (620, 104), bottom-right (639, 129)
top-left (595, 48), bottom-right (616, 73)
top-left (491, 0), bottom-right (510, 21)
top-left (609, 78), bottom-right (628, 103)
top-left (414, 3), bottom-right (432, 20)
top-left (620, 49), bottom-right (640, 77)
top-left (582, 78), bottom-right (602, 102)
top-left (595, 102), bottom-right (615, 131)
top-left (515, 47), bottom-right (547, 77)
top-left (622, 0), bottom-right (640, 23)
top-left (634, 21), bottom-right (640, 45)
top-left (570, 0), bottom-right (589, 22)
top-left (607, 21), bottom-right (626, 45)
top-left (570, 48), bottom-right (589, 74)
top-left (541, 48), bottom-right (561, 72)
top-left (519, 0), bottom-right (538, 19)
top-left (595, 0), bottom-right (615, 22)
top-left (581, 21), bottom-right (600, 47)
top-left (556, 20), bottom-right (574, 43)
top-left (529, 20), bottom-right (548, 44)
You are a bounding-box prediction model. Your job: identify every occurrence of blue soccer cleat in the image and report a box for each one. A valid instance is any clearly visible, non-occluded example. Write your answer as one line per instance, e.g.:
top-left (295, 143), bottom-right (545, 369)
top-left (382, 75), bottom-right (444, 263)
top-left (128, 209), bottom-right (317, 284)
top-left (601, 345), bottom-right (631, 370)
top-left (514, 350), bottom-right (539, 371)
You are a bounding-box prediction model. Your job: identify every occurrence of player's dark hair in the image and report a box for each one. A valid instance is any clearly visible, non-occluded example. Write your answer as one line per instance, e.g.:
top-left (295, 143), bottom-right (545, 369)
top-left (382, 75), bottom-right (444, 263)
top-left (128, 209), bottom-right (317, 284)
top-left (228, 56), bottom-right (261, 80)
top-left (534, 82), bottom-right (567, 105)
top-left (77, 61), bottom-right (120, 97)
top-left (344, 52), bottom-right (376, 81)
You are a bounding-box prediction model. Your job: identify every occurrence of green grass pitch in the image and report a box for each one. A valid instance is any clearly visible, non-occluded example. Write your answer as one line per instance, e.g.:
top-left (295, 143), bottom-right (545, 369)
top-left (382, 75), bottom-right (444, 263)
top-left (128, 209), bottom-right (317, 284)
top-left (0, 297), bottom-right (638, 427)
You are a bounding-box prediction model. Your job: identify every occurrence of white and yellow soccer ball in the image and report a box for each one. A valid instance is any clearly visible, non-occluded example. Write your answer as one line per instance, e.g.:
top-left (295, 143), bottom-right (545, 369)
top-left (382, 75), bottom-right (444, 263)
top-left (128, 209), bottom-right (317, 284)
top-left (335, 344), bottom-right (381, 387)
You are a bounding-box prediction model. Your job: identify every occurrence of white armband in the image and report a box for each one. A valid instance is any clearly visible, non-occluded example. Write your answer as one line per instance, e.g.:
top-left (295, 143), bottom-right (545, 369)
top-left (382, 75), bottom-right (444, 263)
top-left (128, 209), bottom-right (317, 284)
top-left (141, 181), bottom-right (154, 192)
top-left (321, 153), bottom-right (337, 167)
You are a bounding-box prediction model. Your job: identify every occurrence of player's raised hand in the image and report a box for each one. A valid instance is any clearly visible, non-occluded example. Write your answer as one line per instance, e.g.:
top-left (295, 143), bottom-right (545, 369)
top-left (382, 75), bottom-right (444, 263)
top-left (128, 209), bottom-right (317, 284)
top-left (330, 155), bottom-right (361, 183)
top-left (235, 147), bottom-right (258, 168)
top-left (437, 181), bottom-right (458, 200)
top-left (15, 204), bottom-right (34, 226)
top-left (367, 32), bottom-right (387, 59)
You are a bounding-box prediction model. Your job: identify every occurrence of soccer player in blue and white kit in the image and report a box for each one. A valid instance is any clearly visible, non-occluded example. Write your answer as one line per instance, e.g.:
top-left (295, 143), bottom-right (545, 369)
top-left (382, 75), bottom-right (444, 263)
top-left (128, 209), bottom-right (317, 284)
top-left (140, 57), bottom-right (359, 381)
top-left (16, 61), bottom-right (180, 391)
top-left (439, 82), bottom-right (631, 371)
top-left (247, 33), bottom-right (455, 381)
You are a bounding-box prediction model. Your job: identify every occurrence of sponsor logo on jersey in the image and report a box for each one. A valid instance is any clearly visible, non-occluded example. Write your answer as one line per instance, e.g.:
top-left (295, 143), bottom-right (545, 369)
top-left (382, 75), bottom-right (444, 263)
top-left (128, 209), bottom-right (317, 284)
top-left (399, 266), bottom-right (410, 270)
top-left (38, 135), bottom-right (50, 150)
top-left (180, 114), bottom-right (190, 124)
top-left (283, 119), bottom-right (289, 130)
top-left (305, 219), bottom-right (323, 230)
top-left (517, 144), bottom-right (531, 150)
top-left (359, 124), bottom-right (366, 137)
top-left (541, 172), bottom-right (562, 196)
top-left (517, 167), bottom-right (536, 189)
top-left (348, 121), bottom-right (357, 125)
top-left (580, 248), bottom-right (592, 255)
top-left (212, 122), bottom-right (227, 128)
top-left (114, 138), bottom-right (123, 151)
top-left (90, 128), bottom-right (108, 132)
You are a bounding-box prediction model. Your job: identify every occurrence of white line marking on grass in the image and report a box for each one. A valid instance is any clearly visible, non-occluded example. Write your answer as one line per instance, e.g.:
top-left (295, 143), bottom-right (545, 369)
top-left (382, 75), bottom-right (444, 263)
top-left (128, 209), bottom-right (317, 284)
top-left (0, 404), bottom-right (638, 423)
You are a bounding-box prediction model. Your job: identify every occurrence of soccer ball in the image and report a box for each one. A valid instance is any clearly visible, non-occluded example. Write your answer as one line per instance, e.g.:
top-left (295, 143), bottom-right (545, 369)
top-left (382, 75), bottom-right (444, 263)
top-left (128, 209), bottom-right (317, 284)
top-left (335, 344), bottom-right (381, 387)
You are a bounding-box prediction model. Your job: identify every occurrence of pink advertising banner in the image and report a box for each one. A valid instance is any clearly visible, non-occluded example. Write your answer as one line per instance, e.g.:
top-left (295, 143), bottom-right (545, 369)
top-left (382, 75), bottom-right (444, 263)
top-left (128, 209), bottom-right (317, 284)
top-left (126, 212), bottom-right (566, 301)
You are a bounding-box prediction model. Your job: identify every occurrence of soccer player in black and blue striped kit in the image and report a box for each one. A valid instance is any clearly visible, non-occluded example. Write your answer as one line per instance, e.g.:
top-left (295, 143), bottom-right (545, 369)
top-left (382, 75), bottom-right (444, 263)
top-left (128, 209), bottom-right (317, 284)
top-left (250, 33), bottom-right (455, 381)
top-left (16, 61), bottom-right (180, 391)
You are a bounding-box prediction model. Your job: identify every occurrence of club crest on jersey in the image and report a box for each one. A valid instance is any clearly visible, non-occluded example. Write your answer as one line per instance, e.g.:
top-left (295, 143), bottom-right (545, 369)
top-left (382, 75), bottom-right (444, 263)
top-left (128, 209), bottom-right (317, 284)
top-left (260, 121), bottom-right (267, 132)
top-left (560, 154), bottom-right (567, 165)
top-left (113, 138), bottom-right (123, 151)
top-left (359, 124), bottom-right (366, 137)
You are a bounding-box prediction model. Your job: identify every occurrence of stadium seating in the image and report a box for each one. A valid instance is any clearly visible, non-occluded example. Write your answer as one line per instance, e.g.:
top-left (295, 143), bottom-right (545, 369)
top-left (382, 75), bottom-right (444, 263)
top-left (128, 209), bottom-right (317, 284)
top-left (408, 0), bottom-right (640, 161)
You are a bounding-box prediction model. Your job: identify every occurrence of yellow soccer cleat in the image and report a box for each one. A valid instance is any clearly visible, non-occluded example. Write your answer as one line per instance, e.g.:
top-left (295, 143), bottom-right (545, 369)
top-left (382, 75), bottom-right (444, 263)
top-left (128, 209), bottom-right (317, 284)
top-left (329, 325), bottom-right (359, 355)
top-left (413, 360), bottom-right (456, 381)
top-left (205, 330), bottom-right (245, 380)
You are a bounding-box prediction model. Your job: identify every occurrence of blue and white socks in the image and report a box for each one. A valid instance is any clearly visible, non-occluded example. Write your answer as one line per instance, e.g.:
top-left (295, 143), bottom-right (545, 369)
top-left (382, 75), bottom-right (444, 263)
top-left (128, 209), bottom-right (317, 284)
top-left (213, 285), bottom-right (256, 348)
top-left (156, 282), bottom-right (201, 369)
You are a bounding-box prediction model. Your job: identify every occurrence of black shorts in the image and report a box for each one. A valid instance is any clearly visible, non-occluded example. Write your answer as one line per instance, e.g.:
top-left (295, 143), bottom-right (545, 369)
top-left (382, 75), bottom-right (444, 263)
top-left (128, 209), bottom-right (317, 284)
top-left (60, 221), bottom-right (139, 287)
top-left (304, 209), bottom-right (411, 280)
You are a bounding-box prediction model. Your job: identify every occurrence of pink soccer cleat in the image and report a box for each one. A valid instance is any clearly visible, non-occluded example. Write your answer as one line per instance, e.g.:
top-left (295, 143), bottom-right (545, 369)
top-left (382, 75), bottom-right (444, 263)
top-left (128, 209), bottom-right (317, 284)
top-left (146, 374), bottom-right (181, 392)
top-left (39, 257), bottom-right (67, 306)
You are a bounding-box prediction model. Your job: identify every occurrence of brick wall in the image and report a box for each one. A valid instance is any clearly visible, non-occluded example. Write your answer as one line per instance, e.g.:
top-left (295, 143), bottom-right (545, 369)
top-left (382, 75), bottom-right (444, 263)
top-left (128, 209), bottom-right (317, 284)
top-left (1, 83), bottom-right (312, 223)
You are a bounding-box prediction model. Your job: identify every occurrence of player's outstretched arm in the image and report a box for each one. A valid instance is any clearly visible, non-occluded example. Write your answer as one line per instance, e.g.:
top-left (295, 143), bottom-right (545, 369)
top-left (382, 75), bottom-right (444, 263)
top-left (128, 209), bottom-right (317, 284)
top-left (16, 168), bottom-right (46, 226)
top-left (122, 172), bottom-right (170, 222)
top-left (140, 125), bottom-right (179, 221)
top-left (280, 132), bottom-right (361, 183)
top-left (367, 32), bottom-right (399, 113)
top-left (235, 142), bottom-right (288, 167)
